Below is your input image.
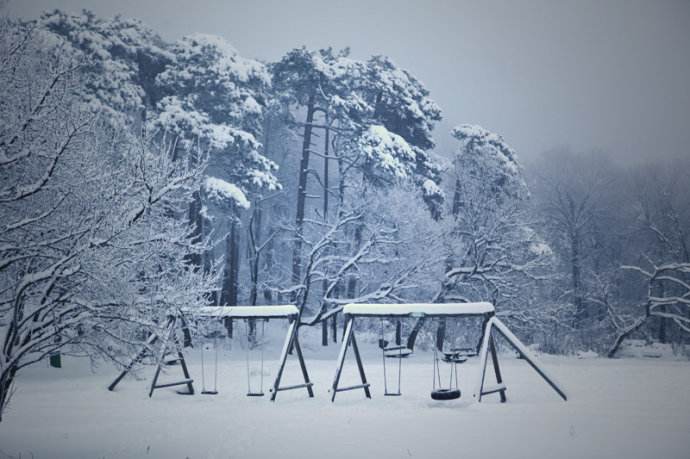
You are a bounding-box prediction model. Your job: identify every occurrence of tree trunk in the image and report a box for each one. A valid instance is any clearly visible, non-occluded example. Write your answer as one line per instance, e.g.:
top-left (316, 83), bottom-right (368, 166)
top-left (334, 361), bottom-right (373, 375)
top-left (321, 118), bottom-right (331, 346)
top-left (452, 178), bottom-right (463, 216)
top-left (220, 217), bottom-right (241, 337)
top-left (262, 225), bottom-right (275, 304)
top-left (346, 223), bottom-right (364, 298)
top-left (570, 231), bottom-right (585, 326)
top-left (185, 191), bottom-right (204, 270)
top-left (291, 92), bottom-right (316, 286)
top-left (249, 204), bottom-right (263, 307)
top-left (332, 313), bottom-right (338, 343)
top-left (657, 282), bottom-right (667, 343)
top-left (435, 318), bottom-right (446, 351)
top-left (0, 365), bottom-right (17, 423)
top-left (406, 317), bottom-right (426, 350)
top-left (220, 219), bottom-right (241, 306)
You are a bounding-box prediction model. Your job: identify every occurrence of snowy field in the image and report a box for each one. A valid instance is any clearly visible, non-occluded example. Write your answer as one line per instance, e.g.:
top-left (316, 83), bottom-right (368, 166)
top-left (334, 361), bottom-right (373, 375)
top-left (1, 327), bottom-right (689, 459)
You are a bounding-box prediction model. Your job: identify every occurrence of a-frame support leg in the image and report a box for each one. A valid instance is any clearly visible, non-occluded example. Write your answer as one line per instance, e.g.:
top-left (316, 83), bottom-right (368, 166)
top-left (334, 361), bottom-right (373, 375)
top-left (293, 334), bottom-right (315, 398)
top-left (474, 317), bottom-right (507, 402)
top-left (491, 317), bottom-right (568, 401)
top-left (108, 332), bottom-right (158, 391)
top-left (488, 335), bottom-right (507, 402)
top-left (173, 337), bottom-right (195, 395)
top-left (331, 316), bottom-right (353, 402)
top-left (350, 330), bottom-right (371, 398)
top-left (148, 316), bottom-right (194, 398)
top-left (270, 319), bottom-right (294, 400)
top-left (331, 316), bottom-right (370, 402)
top-left (270, 319), bottom-right (314, 401)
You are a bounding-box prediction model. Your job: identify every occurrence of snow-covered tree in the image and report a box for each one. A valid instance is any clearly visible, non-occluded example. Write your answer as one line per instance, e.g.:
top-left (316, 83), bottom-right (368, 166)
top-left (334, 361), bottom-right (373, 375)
top-left (530, 150), bottom-right (622, 334)
top-left (153, 33), bottom-right (279, 306)
top-left (39, 9), bottom-right (171, 124)
top-left (407, 125), bottom-right (550, 349)
top-left (155, 33), bottom-right (277, 193)
top-left (0, 19), bottom-right (211, 422)
top-left (270, 48), bottom-right (444, 334)
top-left (608, 262), bottom-right (690, 357)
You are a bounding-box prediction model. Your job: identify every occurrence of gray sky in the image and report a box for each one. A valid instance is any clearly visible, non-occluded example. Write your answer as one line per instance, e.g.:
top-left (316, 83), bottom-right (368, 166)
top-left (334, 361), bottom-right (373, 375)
top-left (8, 0), bottom-right (690, 162)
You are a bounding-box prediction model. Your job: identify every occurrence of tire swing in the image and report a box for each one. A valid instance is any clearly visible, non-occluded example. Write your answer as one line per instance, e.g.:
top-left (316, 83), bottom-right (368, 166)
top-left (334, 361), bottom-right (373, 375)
top-left (430, 320), bottom-right (464, 401)
top-left (245, 318), bottom-right (266, 397)
top-left (379, 319), bottom-right (412, 396)
top-left (431, 347), bottom-right (464, 400)
top-left (200, 336), bottom-right (219, 395)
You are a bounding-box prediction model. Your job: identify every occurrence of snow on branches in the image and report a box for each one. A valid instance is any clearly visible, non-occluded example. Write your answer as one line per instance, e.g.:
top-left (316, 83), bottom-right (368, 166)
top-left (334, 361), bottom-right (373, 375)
top-left (0, 20), bottom-right (213, 420)
top-left (40, 9), bottom-right (171, 118)
top-left (608, 262), bottom-right (690, 357)
top-left (358, 125), bottom-right (417, 179)
top-left (204, 176), bottom-right (251, 209)
top-left (451, 124), bottom-right (527, 204)
top-left (154, 33), bottom-right (279, 198)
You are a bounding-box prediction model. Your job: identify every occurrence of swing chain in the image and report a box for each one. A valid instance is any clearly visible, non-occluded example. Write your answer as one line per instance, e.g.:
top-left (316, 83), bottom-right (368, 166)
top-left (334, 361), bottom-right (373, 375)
top-left (245, 318), bottom-right (267, 396)
top-left (380, 318), bottom-right (403, 396)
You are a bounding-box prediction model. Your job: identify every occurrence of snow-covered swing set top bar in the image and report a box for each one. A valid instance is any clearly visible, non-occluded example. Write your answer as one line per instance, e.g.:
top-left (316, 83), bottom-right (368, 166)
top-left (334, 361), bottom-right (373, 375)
top-left (193, 305), bottom-right (299, 319)
top-left (331, 302), bottom-right (568, 403)
top-left (343, 302), bottom-right (495, 317)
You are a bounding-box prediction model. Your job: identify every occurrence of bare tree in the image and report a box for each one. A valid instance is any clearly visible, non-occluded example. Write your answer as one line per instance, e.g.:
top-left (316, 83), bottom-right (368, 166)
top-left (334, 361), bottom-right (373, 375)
top-left (0, 23), bottom-right (211, 421)
top-left (608, 262), bottom-right (690, 357)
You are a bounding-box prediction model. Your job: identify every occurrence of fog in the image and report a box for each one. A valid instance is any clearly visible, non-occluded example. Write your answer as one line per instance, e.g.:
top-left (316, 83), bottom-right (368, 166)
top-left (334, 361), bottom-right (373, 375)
top-left (8, 0), bottom-right (690, 162)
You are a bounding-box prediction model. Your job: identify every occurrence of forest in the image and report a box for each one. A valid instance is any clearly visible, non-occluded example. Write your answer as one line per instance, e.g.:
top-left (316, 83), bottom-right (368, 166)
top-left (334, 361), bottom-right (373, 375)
top-left (2, 8), bottom-right (689, 424)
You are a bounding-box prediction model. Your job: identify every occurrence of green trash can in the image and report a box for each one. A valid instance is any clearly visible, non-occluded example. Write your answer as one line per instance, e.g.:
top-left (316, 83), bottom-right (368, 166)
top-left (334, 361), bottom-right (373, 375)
top-left (49, 352), bottom-right (62, 368)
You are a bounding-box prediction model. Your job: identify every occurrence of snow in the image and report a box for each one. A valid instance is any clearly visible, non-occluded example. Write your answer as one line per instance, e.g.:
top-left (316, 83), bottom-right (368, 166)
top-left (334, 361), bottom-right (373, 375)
top-left (421, 178), bottom-right (443, 197)
top-left (529, 241), bottom-right (553, 257)
top-left (358, 125), bottom-right (417, 179)
top-left (191, 305), bottom-right (299, 318)
top-left (451, 123), bottom-right (527, 201)
top-left (204, 176), bottom-right (250, 209)
top-left (617, 339), bottom-right (679, 359)
top-left (1, 326), bottom-right (689, 459)
top-left (344, 302), bottom-right (495, 316)
top-left (174, 33), bottom-right (270, 85)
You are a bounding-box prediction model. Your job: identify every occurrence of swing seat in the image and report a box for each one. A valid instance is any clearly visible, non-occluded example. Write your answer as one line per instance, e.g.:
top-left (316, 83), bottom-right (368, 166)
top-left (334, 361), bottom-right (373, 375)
top-left (201, 390), bottom-right (218, 395)
top-left (450, 347), bottom-right (477, 357)
top-left (431, 388), bottom-right (461, 400)
top-left (441, 352), bottom-right (468, 364)
top-left (383, 346), bottom-right (413, 358)
top-left (247, 392), bottom-right (265, 397)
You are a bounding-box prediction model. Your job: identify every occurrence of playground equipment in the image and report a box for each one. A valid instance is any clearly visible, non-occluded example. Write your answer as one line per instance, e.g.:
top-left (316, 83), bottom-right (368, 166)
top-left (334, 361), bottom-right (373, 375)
top-left (330, 302), bottom-right (568, 403)
top-left (108, 305), bottom-right (314, 401)
top-left (431, 346), bottom-right (469, 400)
top-left (107, 313), bottom-right (195, 397)
top-left (200, 336), bottom-right (219, 395)
top-left (244, 318), bottom-right (266, 397)
top-left (378, 319), bottom-right (412, 396)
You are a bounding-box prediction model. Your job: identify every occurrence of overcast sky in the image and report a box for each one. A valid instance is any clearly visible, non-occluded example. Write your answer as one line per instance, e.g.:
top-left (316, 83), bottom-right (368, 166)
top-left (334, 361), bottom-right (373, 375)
top-left (7, 0), bottom-right (690, 162)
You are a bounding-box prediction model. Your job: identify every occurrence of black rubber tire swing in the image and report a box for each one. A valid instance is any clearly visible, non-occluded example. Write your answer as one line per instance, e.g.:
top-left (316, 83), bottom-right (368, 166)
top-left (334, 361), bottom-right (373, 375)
top-left (431, 388), bottom-right (461, 400)
top-left (430, 320), bottom-right (462, 401)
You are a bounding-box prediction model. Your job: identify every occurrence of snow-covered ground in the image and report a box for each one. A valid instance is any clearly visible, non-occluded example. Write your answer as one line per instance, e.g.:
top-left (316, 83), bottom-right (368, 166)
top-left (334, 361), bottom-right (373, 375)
top-left (1, 326), bottom-right (689, 459)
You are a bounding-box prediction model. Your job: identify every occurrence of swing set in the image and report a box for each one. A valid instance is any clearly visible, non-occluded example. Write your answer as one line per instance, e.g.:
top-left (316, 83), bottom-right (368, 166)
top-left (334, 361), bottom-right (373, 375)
top-left (196, 315), bottom-right (272, 396)
top-left (331, 302), bottom-right (568, 403)
top-left (108, 305), bottom-right (314, 401)
top-left (108, 301), bottom-right (567, 405)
